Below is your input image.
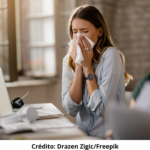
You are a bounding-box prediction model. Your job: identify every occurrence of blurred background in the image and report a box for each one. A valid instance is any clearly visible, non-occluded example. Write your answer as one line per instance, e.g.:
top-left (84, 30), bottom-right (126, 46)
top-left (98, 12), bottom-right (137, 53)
top-left (0, 0), bottom-right (150, 123)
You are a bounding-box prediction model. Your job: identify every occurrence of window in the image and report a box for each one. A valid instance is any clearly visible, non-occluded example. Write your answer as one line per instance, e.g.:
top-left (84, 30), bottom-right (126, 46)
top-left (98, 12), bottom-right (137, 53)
top-left (20, 0), bottom-right (57, 77)
top-left (59, 0), bottom-right (77, 58)
top-left (0, 0), bottom-right (17, 82)
top-left (0, 0), bottom-right (79, 82)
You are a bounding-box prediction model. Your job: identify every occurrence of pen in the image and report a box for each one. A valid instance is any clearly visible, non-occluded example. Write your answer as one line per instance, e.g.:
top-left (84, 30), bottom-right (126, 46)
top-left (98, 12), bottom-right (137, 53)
top-left (16, 91), bottom-right (29, 102)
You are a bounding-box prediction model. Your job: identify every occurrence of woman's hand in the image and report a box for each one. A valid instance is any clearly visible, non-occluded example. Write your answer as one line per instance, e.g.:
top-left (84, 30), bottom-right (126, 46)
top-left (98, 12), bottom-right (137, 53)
top-left (78, 36), bottom-right (93, 71)
top-left (69, 36), bottom-right (83, 70)
top-left (69, 36), bottom-right (77, 63)
top-left (105, 130), bottom-right (113, 140)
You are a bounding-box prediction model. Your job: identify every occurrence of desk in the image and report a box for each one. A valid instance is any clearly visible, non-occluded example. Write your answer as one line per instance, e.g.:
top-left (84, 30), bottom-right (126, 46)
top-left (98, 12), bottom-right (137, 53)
top-left (0, 117), bottom-right (99, 140)
top-left (0, 105), bottom-right (102, 141)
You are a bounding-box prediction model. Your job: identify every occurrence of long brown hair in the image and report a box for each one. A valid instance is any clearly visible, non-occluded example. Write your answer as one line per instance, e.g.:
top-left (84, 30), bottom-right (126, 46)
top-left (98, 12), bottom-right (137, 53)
top-left (66, 5), bottom-right (133, 86)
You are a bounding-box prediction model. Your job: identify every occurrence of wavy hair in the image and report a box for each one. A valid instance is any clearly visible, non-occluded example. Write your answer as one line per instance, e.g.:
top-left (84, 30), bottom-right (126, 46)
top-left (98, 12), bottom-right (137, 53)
top-left (66, 5), bottom-right (133, 86)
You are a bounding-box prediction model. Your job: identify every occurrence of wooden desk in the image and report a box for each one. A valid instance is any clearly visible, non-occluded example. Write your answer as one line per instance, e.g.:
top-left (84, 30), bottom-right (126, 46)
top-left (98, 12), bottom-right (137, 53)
top-left (0, 103), bottom-right (99, 140)
top-left (8, 128), bottom-right (101, 141)
top-left (0, 117), bottom-right (99, 140)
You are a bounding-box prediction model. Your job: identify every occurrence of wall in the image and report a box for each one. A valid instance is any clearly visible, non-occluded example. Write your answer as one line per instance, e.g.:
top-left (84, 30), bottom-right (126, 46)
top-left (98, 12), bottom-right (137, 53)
top-left (60, 0), bottom-right (150, 91)
top-left (92, 0), bottom-right (150, 91)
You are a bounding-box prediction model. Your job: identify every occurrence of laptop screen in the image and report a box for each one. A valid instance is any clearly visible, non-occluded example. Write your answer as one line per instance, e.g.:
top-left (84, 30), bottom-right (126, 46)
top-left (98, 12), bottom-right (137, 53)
top-left (0, 68), bottom-right (13, 116)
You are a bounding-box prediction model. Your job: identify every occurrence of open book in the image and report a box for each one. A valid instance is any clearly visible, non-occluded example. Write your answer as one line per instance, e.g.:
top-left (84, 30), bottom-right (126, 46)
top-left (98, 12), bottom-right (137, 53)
top-left (25, 103), bottom-right (64, 120)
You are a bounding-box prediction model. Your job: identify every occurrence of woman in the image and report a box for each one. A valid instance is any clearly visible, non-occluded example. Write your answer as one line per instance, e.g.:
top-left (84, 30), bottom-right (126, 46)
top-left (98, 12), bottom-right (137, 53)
top-left (62, 5), bottom-right (132, 139)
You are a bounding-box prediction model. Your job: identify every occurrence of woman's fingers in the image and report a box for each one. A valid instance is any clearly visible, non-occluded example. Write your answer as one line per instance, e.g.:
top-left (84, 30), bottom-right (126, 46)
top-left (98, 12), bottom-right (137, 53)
top-left (78, 37), bottom-right (86, 57)
top-left (70, 35), bottom-right (93, 62)
top-left (81, 36), bottom-right (91, 51)
top-left (79, 43), bottom-right (85, 58)
top-left (70, 50), bottom-right (76, 62)
top-left (81, 36), bottom-right (88, 49)
top-left (78, 36), bottom-right (84, 48)
top-left (70, 37), bottom-right (77, 62)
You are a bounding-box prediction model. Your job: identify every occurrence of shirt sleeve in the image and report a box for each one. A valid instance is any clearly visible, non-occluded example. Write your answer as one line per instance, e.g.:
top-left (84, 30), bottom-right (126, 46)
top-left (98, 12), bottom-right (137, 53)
top-left (61, 55), bottom-right (82, 117)
top-left (87, 48), bottom-right (124, 117)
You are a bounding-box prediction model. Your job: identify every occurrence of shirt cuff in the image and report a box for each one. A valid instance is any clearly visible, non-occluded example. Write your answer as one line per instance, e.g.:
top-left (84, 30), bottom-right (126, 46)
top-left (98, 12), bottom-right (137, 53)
top-left (63, 91), bottom-right (82, 115)
top-left (87, 89), bottom-right (103, 111)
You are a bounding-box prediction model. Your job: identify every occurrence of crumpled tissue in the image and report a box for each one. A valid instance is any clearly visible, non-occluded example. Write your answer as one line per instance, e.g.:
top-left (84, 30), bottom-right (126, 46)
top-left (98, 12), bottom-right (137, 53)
top-left (68, 33), bottom-right (95, 65)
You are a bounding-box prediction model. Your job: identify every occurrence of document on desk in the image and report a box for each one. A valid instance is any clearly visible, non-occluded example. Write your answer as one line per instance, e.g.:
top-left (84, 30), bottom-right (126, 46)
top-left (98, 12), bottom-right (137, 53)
top-left (25, 103), bottom-right (64, 119)
top-left (1, 117), bottom-right (75, 134)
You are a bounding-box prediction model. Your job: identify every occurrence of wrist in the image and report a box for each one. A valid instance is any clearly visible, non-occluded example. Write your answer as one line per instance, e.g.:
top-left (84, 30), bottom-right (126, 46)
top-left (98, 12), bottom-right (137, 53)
top-left (75, 63), bottom-right (83, 72)
top-left (83, 66), bottom-right (94, 76)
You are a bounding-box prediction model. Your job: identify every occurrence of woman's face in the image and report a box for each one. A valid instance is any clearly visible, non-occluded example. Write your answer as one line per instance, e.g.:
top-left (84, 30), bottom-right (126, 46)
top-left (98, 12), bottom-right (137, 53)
top-left (72, 18), bottom-right (103, 44)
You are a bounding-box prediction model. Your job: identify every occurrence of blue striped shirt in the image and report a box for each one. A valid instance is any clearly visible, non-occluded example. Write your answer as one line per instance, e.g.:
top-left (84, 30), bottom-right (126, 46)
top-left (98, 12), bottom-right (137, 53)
top-left (62, 47), bottom-right (125, 139)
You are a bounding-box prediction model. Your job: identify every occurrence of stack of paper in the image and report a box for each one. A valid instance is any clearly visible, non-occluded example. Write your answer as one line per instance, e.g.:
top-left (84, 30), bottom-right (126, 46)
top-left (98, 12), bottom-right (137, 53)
top-left (1, 117), bottom-right (75, 135)
top-left (24, 103), bottom-right (64, 120)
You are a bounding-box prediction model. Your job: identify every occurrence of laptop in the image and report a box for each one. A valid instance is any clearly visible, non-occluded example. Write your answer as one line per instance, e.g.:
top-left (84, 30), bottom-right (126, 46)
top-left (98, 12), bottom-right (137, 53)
top-left (106, 103), bottom-right (150, 139)
top-left (0, 68), bottom-right (13, 117)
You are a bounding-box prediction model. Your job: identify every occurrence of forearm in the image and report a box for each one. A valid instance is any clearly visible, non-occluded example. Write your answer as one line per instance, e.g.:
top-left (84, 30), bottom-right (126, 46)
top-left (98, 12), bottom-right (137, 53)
top-left (84, 66), bottom-right (98, 97)
top-left (69, 64), bottom-right (83, 104)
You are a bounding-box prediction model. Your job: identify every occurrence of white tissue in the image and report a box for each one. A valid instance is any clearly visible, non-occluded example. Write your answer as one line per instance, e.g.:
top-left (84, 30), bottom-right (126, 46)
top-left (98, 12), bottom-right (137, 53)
top-left (68, 33), bottom-right (95, 65)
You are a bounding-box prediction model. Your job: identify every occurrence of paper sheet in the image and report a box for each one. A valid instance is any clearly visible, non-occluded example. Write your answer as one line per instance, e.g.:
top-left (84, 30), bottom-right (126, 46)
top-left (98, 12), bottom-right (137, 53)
top-left (25, 103), bottom-right (64, 119)
top-left (2, 117), bottom-right (75, 134)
